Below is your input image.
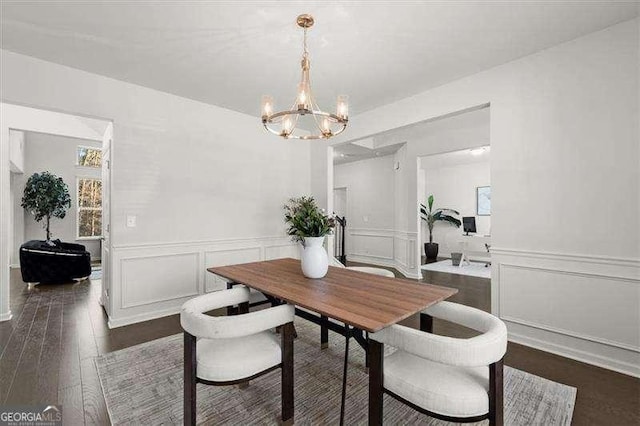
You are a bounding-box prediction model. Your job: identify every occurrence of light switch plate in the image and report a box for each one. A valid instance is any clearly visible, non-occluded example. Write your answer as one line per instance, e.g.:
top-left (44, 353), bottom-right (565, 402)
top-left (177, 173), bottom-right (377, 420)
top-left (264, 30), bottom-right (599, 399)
top-left (126, 215), bottom-right (137, 228)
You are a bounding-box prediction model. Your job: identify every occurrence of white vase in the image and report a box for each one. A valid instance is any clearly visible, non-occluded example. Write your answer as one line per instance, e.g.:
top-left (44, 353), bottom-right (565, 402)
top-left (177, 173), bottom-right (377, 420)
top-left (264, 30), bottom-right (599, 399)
top-left (300, 236), bottom-right (328, 279)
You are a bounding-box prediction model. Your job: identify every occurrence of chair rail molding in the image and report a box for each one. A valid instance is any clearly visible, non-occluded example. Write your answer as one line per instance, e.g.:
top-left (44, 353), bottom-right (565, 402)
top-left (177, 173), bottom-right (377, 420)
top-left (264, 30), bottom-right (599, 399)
top-left (107, 235), bottom-right (298, 328)
top-left (492, 247), bottom-right (640, 378)
top-left (490, 247), bottom-right (640, 268)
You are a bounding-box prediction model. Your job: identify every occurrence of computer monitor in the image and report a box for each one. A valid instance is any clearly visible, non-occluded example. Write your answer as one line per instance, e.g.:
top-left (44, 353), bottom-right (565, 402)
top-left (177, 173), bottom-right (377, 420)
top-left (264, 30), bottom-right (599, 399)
top-left (463, 217), bottom-right (477, 235)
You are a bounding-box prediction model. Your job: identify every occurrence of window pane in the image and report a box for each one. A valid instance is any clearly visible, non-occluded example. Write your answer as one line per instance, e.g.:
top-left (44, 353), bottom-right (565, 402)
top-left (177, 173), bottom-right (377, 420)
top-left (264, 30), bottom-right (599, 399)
top-left (78, 179), bottom-right (102, 208)
top-left (78, 210), bottom-right (102, 237)
top-left (77, 147), bottom-right (102, 167)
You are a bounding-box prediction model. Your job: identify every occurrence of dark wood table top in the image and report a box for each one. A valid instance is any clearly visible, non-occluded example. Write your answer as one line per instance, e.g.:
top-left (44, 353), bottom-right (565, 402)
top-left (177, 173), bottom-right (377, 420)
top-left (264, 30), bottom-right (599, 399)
top-left (208, 258), bottom-right (457, 333)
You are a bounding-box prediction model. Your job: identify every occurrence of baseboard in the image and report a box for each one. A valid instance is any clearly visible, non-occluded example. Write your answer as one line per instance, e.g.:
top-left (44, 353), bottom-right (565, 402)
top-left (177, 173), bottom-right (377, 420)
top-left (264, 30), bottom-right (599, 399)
top-left (0, 310), bottom-right (13, 322)
top-left (507, 324), bottom-right (640, 378)
top-left (395, 263), bottom-right (422, 280)
top-left (107, 305), bottom-right (181, 329)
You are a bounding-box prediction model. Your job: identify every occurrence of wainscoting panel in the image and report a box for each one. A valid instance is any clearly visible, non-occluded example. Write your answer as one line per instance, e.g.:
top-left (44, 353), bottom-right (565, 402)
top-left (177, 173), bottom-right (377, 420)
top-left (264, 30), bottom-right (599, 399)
top-left (204, 247), bottom-right (261, 292)
top-left (108, 236), bottom-right (297, 328)
top-left (121, 252), bottom-right (200, 309)
top-left (492, 248), bottom-right (640, 377)
top-left (265, 243), bottom-right (299, 261)
top-left (348, 228), bottom-right (394, 261)
top-left (345, 228), bottom-right (421, 279)
top-left (500, 263), bottom-right (639, 351)
top-left (393, 236), bottom-right (408, 267)
top-left (394, 231), bottom-right (420, 279)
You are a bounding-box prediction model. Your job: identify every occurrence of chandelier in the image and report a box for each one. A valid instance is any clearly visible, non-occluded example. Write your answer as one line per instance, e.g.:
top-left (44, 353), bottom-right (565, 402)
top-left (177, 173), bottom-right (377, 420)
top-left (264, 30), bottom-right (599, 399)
top-left (261, 14), bottom-right (348, 140)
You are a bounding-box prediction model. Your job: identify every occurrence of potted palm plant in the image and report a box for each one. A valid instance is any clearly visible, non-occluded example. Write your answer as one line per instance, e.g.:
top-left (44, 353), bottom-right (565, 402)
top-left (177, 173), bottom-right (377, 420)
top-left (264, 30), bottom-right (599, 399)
top-left (21, 171), bottom-right (71, 244)
top-left (284, 196), bottom-right (335, 278)
top-left (420, 195), bottom-right (461, 260)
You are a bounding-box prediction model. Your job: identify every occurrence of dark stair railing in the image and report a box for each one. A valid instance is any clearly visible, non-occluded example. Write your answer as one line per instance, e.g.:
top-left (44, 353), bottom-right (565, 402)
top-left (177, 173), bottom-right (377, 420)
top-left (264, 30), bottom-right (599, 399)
top-left (334, 215), bottom-right (347, 265)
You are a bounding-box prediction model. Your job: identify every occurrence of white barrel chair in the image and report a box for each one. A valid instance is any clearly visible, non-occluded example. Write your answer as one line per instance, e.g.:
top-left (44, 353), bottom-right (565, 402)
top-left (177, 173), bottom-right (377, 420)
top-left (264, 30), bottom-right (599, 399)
top-left (369, 301), bottom-right (507, 425)
top-left (330, 256), bottom-right (396, 278)
top-left (180, 287), bottom-right (295, 425)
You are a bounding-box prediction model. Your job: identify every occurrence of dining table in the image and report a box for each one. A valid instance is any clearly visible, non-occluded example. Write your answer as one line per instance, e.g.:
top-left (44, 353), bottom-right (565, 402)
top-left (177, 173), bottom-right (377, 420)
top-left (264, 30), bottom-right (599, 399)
top-left (208, 257), bottom-right (458, 425)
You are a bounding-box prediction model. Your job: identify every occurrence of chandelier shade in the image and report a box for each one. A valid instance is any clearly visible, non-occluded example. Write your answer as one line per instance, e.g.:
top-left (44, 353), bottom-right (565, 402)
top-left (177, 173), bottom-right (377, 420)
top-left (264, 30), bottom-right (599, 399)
top-left (261, 14), bottom-right (348, 140)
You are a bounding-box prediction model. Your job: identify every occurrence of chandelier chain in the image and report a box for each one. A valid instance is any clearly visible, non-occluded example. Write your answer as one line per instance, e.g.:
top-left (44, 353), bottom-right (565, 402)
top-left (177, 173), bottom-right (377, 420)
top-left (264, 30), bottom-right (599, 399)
top-left (303, 27), bottom-right (309, 57)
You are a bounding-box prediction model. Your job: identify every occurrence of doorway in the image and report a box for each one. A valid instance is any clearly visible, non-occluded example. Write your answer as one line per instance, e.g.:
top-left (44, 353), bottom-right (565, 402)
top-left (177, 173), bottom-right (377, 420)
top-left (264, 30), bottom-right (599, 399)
top-left (1, 103), bottom-right (113, 320)
top-left (333, 187), bottom-right (347, 263)
top-left (418, 145), bottom-right (491, 279)
top-left (327, 105), bottom-right (490, 279)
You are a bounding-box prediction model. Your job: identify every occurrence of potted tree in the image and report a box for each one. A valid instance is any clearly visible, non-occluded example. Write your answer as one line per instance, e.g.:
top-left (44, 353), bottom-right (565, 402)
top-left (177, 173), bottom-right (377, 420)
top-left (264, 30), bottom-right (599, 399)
top-left (284, 196), bottom-right (335, 278)
top-left (21, 171), bottom-right (71, 244)
top-left (420, 195), bottom-right (461, 260)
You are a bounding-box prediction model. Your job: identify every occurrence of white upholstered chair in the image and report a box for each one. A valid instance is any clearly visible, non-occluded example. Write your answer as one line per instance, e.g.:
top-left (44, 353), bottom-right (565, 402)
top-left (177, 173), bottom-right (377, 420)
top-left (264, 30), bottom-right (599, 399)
top-left (180, 287), bottom-right (295, 425)
top-left (330, 256), bottom-right (396, 278)
top-left (369, 301), bottom-right (508, 425)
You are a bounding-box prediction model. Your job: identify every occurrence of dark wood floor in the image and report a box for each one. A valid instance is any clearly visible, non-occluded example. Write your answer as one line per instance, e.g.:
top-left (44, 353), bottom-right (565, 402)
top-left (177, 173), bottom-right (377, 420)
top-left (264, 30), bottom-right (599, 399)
top-left (1, 263), bottom-right (638, 425)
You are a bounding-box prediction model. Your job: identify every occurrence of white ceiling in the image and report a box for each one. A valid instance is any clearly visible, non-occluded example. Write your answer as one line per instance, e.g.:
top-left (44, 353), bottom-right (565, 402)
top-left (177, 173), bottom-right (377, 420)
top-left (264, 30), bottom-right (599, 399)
top-left (420, 146), bottom-right (490, 170)
top-left (336, 106), bottom-right (490, 165)
top-left (1, 2), bottom-right (637, 118)
top-left (333, 141), bottom-right (404, 165)
top-left (370, 105), bottom-right (490, 149)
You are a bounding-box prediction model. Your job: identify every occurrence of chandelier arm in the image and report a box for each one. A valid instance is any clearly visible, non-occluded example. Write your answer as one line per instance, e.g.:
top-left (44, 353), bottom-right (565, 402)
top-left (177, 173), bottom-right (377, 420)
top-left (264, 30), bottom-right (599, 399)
top-left (292, 112), bottom-right (300, 136)
top-left (331, 123), bottom-right (348, 137)
top-left (310, 106), bottom-right (325, 134)
top-left (306, 77), bottom-right (325, 134)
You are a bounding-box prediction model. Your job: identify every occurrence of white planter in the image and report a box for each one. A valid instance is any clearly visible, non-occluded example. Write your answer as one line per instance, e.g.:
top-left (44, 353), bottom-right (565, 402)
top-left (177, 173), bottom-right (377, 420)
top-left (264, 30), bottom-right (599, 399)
top-left (300, 236), bottom-right (328, 279)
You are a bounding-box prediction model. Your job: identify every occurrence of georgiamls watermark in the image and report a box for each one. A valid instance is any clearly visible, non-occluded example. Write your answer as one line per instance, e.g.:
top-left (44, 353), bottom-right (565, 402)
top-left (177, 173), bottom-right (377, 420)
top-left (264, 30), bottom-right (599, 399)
top-left (0, 405), bottom-right (62, 426)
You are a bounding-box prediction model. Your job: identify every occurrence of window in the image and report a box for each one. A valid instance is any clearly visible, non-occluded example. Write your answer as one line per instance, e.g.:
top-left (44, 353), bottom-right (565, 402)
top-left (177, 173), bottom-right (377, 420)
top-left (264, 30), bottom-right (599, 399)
top-left (77, 146), bottom-right (102, 167)
top-left (77, 178), bottom-right (102, 239)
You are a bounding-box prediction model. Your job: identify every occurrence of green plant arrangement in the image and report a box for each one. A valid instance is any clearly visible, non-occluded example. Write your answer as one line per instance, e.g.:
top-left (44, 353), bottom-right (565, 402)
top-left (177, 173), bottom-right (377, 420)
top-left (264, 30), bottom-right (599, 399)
top-left (420, 194), bottom-right (461, 259)
top-left (21, 171), bottom-right (71, 243)
top-left (284, 196), bottom-right (335, 245)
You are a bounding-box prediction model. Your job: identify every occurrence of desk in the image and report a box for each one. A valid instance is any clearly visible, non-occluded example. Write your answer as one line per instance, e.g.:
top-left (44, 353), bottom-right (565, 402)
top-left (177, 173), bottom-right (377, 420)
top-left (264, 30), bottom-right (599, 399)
top-left (457, 234), bottom-right (491, 267)
top-left (208, 258), bottom-right (458, 424)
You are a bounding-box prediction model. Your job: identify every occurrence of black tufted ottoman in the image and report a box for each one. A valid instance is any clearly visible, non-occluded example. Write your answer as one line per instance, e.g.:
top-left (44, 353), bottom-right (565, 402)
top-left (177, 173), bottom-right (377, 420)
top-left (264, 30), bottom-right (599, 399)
top-left (19, 240), bottom-right (92, 284)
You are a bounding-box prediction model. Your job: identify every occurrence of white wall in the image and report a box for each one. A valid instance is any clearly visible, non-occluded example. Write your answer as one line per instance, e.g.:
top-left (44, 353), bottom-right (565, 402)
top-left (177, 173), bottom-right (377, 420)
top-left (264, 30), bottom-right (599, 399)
top-left (9, 130), bottom-right (24, 173)
top-left (9, 174), bottom-right (21, 266)
top-left (16, 133), bottom-right (102, 259)
top-left (392, 145), bottom-right (413, 275)
top-left (320, 19), bottom-right (640, 376)
top-left (0, 50), bottom-right (311, 326)
top-left (424, 161), bottom-right (490, 257)
top-left (334, 155), bottom-right (395, 263)
top-left (8, 130), bottom-right (26, 266)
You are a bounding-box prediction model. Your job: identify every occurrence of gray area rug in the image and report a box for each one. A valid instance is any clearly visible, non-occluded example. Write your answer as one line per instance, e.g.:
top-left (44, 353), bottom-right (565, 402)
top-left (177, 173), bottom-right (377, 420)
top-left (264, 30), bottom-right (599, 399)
top-left (95, 319), bottom-right (576, 425)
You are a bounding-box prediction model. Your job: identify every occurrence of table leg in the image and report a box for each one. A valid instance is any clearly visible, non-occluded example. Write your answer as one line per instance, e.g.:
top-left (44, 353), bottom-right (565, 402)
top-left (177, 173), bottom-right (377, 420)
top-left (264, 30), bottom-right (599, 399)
top-left (321, 315), bottom-right (329, 349)
top-left (281, 322), bottom-right (295, 425)
top-left (183, 332), bottom-right (197, 426)
top-left (340, 324), bottom-right (351, 426)
top-left (489, 359), bottom-right (504, 426)
top-left (364, 331), bottom-right (369, 371)
top-left (226, 281), bottom-right (238, 315)
top-left (368, 339), bottom-right (383, 426)
top-left (420, 313), bottom-right (433, 333)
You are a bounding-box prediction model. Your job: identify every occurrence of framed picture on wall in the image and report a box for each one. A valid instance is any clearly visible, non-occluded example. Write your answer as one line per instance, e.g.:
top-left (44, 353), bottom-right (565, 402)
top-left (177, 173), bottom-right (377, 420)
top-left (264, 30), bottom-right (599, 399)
top-left (477, 186), bottom-right (491, 216)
